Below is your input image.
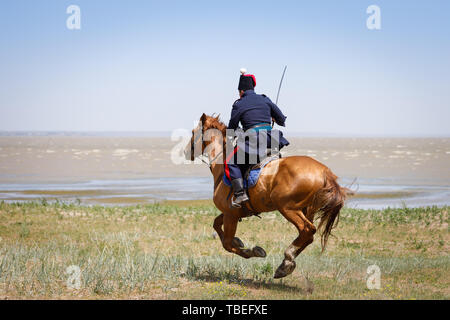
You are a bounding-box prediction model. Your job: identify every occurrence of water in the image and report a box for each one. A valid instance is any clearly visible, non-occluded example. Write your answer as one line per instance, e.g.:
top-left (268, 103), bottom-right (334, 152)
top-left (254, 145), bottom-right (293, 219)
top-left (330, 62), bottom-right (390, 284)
top-left (0, 136), bottom-right (449, 208)
top-left (0, 176), bottom-right (449, 209)
top-left (0, 177), bottom-right (212, 203)
top-left (343, 180), bottom-right (450, 209)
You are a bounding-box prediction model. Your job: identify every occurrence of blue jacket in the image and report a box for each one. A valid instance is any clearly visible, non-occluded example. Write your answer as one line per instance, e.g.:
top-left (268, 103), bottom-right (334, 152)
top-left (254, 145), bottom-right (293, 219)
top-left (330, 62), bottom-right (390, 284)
top-left (228, 90), bottom-right (287, 131)
top-left (228, 90), bottom-right (290, 154)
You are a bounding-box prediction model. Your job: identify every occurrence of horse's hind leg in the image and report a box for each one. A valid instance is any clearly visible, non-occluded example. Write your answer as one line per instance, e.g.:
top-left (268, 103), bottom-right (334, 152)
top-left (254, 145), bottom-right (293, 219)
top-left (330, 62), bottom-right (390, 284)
top-left (274, 208), bottom-right (316, 279)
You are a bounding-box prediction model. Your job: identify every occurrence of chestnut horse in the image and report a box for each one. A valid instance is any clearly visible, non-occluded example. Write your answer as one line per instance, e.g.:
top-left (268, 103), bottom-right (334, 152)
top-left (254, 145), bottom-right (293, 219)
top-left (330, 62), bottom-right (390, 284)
top-left (184, 114), bottom-right (348, 278)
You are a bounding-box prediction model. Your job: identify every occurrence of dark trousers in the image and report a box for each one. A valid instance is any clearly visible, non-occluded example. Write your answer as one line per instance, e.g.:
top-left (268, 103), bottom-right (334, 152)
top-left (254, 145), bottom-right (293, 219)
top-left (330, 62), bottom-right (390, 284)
top-left (224, 128), bottom-right (287, 181)
top-left (224, 145), bottom-right (262, 181)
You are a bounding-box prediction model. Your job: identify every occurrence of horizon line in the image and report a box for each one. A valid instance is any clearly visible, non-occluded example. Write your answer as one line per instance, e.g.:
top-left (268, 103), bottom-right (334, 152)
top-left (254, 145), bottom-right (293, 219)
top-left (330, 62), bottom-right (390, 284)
top-left (0, 130), bottom-right (449, 139)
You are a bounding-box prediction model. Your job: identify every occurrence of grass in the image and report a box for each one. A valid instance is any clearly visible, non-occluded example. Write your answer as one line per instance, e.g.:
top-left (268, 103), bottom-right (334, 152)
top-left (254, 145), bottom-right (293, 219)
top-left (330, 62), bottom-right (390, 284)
top-left (0, 200), bottom-right (448, 299)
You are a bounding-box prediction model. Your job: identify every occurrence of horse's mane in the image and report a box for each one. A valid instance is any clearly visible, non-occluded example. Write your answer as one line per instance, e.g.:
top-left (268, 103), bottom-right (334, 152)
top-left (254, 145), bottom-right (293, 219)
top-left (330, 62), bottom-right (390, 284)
top-left (202, 113), bottom-right (228, 154)
top-left (204, 113), bottom-right (227, 134)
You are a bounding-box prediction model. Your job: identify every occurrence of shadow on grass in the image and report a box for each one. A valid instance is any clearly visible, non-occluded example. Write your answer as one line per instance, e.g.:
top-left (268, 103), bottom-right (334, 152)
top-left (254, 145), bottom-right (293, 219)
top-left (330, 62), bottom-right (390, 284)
top-left (187, 274), bottom-right (312, 295)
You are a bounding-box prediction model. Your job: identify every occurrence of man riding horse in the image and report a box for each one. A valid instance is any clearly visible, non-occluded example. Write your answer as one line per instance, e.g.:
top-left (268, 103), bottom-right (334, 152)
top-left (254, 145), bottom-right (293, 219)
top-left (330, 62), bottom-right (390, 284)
top-left (185, 97), bottom-right (348, 278)
top-left (226, 69), bottom-right (290, 208)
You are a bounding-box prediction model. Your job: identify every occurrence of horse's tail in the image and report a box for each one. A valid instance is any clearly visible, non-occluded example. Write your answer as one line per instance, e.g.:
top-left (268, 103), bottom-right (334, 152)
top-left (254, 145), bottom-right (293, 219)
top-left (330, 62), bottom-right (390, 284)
top-left (309, 169), bottom-right (349, 251)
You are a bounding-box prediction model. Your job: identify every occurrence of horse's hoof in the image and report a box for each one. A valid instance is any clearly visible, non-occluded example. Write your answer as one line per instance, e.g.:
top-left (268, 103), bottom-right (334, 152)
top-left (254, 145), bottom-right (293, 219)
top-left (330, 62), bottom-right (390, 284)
top-left (252, 246), bottom-right (267, 258)
top-left (232, 237), bottom-right (245, 248)
top-left (274, 260), bottom-right (296, 279)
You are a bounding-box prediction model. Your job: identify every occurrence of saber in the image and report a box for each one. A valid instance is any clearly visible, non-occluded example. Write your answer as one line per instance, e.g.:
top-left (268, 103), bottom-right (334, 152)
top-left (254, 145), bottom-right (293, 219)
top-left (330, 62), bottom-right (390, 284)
top-left (272, 65), bottom-right (287, 127)
top-left (276, 65), bottom-right (287, 105)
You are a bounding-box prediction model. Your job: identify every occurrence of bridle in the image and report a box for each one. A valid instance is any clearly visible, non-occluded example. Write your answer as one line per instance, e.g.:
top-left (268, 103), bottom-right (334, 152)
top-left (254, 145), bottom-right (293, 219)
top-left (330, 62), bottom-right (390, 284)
top-left (191, 130), bottom-right (224, 169)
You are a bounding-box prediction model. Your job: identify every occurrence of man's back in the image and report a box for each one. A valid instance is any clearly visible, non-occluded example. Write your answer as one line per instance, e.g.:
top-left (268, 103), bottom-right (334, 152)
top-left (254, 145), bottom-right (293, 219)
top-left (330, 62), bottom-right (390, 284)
top-left (228, 89), bottom-right (287, 131)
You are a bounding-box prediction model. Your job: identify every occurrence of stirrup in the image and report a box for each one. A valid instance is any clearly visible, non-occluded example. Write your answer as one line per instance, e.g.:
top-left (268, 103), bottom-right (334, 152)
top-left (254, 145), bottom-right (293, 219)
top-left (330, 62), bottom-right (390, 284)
top-left (231, 193), bottom-right (249, 208)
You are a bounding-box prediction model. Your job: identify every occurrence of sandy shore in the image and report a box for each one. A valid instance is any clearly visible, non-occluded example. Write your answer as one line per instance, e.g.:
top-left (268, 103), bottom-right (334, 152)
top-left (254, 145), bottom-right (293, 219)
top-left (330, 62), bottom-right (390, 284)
top-left (0, 136), bottom-right (449, 207)
top-left (0, 136), bottom-right (448, 183)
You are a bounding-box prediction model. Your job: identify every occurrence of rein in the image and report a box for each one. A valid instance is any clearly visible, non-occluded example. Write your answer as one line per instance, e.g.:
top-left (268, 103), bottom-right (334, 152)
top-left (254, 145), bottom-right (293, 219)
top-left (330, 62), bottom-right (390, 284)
top-left (199, 148), bottom-right (223, 169)
top-left (192, 131), bottom-right (224, 169)
top-left (206, 150), bottom-right (224, 167)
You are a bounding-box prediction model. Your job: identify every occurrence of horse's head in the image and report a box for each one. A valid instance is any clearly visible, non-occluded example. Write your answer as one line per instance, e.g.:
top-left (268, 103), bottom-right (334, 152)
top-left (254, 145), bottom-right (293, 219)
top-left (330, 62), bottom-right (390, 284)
top-left (184, 113), bottom-right (227, 161)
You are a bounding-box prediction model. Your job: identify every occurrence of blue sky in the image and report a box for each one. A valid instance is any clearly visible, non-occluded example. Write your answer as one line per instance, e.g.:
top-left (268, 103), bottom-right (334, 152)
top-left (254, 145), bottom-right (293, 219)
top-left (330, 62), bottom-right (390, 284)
top-left (0, 0), bottom-right (449, 136)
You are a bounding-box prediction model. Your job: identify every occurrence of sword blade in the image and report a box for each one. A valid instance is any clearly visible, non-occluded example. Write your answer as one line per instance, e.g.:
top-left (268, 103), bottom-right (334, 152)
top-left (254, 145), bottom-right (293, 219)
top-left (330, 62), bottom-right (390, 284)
top-left (275, 65), bottom-right (287, 105)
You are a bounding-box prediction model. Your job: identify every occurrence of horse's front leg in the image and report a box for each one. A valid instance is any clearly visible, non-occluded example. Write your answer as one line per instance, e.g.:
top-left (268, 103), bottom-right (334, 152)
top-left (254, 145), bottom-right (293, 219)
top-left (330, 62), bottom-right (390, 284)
top-left (213, 213), bottom-right (225, 241)
top-left (222, 213), bottom-right (266, 259)
top-left (214, 213), bottom-right (247, 248)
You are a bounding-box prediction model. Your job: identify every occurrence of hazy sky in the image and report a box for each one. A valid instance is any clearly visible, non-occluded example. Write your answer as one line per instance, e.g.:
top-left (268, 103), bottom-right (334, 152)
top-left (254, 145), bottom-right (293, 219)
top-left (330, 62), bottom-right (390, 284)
top-left (0, 0), bottom-right (449, 136)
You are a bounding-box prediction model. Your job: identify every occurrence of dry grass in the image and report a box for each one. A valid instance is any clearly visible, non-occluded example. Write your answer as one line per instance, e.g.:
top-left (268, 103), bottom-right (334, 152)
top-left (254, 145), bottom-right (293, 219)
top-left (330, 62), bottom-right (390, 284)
top-left (0, 200), bottom-right (448, 299)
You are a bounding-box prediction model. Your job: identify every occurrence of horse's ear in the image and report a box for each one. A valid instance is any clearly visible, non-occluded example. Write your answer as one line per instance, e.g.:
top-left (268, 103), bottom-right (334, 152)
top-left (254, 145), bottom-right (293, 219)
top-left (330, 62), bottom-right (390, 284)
top-left (200, 113), bottom-right (207, 124)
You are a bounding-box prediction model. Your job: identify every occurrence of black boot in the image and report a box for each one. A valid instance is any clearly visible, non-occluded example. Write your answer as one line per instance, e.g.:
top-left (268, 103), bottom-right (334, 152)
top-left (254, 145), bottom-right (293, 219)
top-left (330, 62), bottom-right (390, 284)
top-left (231, 178), bottom-right (249, 208)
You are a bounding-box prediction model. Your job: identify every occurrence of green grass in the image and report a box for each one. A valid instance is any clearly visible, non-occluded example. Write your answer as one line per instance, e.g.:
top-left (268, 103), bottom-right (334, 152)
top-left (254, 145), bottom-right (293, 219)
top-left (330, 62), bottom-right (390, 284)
top-left (0, 200), bottom-right (448, 299)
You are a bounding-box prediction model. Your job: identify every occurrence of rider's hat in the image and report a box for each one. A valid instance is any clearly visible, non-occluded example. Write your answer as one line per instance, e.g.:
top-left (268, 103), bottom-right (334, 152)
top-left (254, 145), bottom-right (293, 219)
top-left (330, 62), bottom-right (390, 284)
top-left (238, 68), bottom-right (256, 91)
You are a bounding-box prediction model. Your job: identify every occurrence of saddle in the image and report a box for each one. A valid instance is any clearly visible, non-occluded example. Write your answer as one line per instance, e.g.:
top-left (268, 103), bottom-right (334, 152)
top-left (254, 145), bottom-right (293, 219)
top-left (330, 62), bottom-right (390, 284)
top-left (223, 152), bottom-right (282, 189)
